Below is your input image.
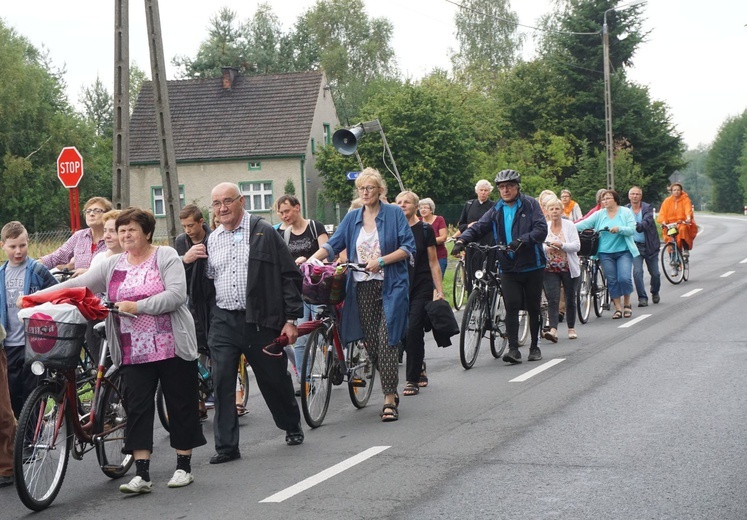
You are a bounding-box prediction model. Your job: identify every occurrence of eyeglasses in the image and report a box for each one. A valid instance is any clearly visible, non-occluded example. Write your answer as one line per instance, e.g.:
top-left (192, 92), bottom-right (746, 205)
top-left (357, 185), bottom-right (378, 193)
top-left (84, 208), bottom-right (105, 215)
top-left (211, 195), bottom-right (241, 209)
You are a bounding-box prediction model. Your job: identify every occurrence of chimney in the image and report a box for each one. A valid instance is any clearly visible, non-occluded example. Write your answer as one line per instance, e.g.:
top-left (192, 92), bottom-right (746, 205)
top-left (222, 67), bottom-right (238, 90)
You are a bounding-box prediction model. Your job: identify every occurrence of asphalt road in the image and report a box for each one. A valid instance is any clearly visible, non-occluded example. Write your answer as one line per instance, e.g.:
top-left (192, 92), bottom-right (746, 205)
top-left (2, 213), bottom-right (746, 519)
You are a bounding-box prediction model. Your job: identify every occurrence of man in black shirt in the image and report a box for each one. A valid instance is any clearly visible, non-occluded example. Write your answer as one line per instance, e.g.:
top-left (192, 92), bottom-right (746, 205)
top-left (454, 180), bottom-right (496, 294)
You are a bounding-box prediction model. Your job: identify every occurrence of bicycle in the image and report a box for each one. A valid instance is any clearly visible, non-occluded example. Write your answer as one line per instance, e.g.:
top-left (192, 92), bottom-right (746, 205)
top-left (576, 229), bottom-right (610, 323)
top-left (14, 301), bottom-right (133, 511)
top-left (155, 353), bottom-right (250, 432)
top-left (447, 238), bottom-right (468, 310)
top-left (291, 263), bottom-right (375, 428)
top-left (458, 243), bottom-right (510, 369)
top-left (660, 221), bottom-right (690, 284)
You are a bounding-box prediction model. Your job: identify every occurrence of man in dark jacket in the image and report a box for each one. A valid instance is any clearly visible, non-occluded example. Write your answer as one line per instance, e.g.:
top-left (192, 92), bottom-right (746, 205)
top-left (452, 170), bottom-right (547, 364)
top-left (627, 186), bottom-right (661, 306)
top-left (206, 183), bottom-right (304, 465)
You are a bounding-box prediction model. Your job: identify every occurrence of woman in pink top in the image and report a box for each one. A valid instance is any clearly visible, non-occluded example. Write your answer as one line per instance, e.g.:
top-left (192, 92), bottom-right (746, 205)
top-left (418, 198), bottom-right (448, 277)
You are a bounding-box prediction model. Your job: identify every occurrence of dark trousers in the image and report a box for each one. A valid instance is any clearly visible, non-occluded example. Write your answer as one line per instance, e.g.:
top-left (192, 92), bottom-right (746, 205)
top-left (209, 306), bottom-right (300, 455)
top-left (544, 271), bottom-right (577, 329)
top-left (5, 345), bottom-right (37, 419)
top-left (404, 287), bottom-right (431, 385)
top-left (0, 349), bottom-right (16, 477)
top-left (120, 357), bottom-right (206, 453)
top-left (464, 248), bottom-right (485, 295)
top-left (501, 269), bottom-right (545, 350)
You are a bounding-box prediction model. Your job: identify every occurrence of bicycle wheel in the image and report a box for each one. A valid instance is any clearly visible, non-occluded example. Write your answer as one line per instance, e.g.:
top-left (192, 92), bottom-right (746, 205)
top-left (155, 381), bottom-right (170, 432)
top-left (14, 384), bottom-right (71, 511)
top-left (576, 265), bottom-right (591, 324)
top-left (593, 264), bottom-right (607, 317)
top-left (459, 290), bottom-right (485, 369)
top-left (94, 372), bottom-right (133, 479)
top-left (237, 356), bottom-right (250, 409)
top-left (489, 290), bottom-right (508, 359)
top-left (453, 260), bottom-right (467, 310)
top-left (347, 340), bottom-right (375, 409)
top-left (301, 328), bottom-right (333, 428)
top-left (517, 310), bottom-right (529, 346)
top-left (683, 250), bottom-right (690, 281)
top-left (660, 242), bottom-right (684, 284)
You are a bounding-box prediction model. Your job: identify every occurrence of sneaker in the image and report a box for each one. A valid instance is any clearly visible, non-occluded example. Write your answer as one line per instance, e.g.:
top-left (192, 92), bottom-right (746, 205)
top-left (638, 299), bottom-right (648, 307)
top-left (528, 347), bottom-right (543, 362)
top-left (119, 476), bottom-right (153, 494)
top-left (502, 348), bottom-right (522, 364)
top-left (167, 469), bottom-right (194, 488)
top-left (652, 293), bottom-right (660, 304)
top-left (204, 396), bottom-right (215, 409)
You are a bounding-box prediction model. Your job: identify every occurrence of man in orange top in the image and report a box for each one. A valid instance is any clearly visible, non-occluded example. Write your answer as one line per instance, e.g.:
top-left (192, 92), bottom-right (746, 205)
top-left (657, 183), bottom-right (697, 253)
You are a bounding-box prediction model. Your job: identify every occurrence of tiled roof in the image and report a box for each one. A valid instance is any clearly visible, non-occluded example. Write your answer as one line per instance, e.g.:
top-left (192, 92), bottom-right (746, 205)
top-left (129, 71), bottom-right (324, 164)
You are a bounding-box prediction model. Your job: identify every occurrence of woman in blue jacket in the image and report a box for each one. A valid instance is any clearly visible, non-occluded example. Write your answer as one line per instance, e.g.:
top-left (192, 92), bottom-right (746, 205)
top-left (310, 168), bottom-right (415, 422)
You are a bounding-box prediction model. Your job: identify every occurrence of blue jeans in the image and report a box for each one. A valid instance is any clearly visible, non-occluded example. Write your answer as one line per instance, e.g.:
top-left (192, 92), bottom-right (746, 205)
top-left (632, 244), bottom-right (661, 302)
top-left (599, 250), bottom-right (634, 300)
top-left (438, 257), bottom-right (447, 278)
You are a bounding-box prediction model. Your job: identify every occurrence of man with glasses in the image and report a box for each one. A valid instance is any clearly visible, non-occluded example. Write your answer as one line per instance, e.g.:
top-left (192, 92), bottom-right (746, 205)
top-left (626, 186), bottom-right (661, 306)
top-left (453, 180), bottom-right (496, 296)
top-left (205, 183), bottom-right (304, 464)
top-left (452, 170), bottom-right (547, 363)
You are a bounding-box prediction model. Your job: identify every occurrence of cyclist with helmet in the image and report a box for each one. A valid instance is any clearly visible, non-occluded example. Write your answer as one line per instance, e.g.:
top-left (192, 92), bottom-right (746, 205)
top-left (452, 170), bottom-right (547, 363)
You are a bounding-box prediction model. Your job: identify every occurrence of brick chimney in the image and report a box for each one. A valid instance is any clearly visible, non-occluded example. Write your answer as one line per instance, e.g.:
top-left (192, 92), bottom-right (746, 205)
top-left (222, 67), bottom-right (238, 90)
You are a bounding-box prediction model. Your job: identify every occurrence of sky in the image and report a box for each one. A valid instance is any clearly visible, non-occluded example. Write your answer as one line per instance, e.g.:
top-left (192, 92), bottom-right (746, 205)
top-left (3, 0), bottom-right (746, 149)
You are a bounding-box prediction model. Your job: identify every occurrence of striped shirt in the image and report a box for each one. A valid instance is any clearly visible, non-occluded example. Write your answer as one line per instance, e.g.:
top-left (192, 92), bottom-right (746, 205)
top-left (40, 228), bottom-right (106, 269)
top-left (206, 212), bottom-right (251, 310)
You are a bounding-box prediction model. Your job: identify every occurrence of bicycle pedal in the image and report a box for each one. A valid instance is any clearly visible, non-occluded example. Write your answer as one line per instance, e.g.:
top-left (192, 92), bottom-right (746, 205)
top-left (351, 378), bottom-right (366, 387)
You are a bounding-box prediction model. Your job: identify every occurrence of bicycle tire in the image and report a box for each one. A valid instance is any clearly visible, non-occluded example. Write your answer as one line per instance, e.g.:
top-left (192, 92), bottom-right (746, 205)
top-left (301, 328), bottom-right (334, 428)
top-left (683, 251), bottom-right (690, 281)
top-left (517, 310), bottom-right (529, 346)
top-left (453, 260), bottom-right (467, 311)
top-left (347, 340), bottom-right (375, 409)
top-left (459, 290), bottom-right (485, 369)
top-left (14, 384), bottom-right (72, 511)
top-left (576, 265), bottom-right (591, 324)
top-left (155, 382), bottom-right (170, 432)
top-left (593, 264), bottom-right (607, 317)
top-left (661, 242), bottom-right (684, 284)
top-left (489, 290), bottom-right (508, 359)
top-left (238, 356), bottom-right (250, 409)
top-left (94, 372), bottom-right (133, 478)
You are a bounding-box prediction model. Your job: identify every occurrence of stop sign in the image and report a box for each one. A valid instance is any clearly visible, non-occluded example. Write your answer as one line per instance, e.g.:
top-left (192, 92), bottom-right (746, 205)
top-left (57, 146), bottom-right (84, 188)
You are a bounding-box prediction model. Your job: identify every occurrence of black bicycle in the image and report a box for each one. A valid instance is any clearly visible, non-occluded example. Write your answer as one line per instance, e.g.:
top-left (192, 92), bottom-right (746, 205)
top-left (576, 229), bottom-right (610, 323)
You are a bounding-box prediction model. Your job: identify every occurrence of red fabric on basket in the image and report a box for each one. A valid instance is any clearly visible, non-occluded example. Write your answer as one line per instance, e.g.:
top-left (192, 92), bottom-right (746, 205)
top-left (21, 287), bottom-right (108, 321)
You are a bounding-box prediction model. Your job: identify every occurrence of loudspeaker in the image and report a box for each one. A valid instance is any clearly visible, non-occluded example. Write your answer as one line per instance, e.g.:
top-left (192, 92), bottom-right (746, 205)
top-left (332, 126), bottom-right (364, 156)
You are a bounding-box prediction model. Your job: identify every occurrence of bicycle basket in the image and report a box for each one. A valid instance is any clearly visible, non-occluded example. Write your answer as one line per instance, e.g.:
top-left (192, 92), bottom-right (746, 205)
top-left (667, 226), bottom-right (678, 236)
top-left (19, 303), bottom-right (87, 370)
top-left (300, 263), bottom-right (347, 306)
top-left (578, 229), bottom-right (600, 257)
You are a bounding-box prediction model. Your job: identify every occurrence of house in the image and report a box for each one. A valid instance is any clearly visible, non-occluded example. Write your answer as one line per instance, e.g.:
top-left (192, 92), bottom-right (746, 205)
top-left (128, 68), bottom-right (339, 235)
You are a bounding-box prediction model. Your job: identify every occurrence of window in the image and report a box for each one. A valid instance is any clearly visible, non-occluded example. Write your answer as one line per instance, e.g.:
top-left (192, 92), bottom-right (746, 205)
top-left (152, 185), bottom-right (185, 216)
top-left (311, 137), bottom-right (315, 153)
top-left (323, 123), bottom-right (331, 145)
top-left (239, 181), bottom-right (273, 212)
top-left (248, 161), bottom-right (261, 171)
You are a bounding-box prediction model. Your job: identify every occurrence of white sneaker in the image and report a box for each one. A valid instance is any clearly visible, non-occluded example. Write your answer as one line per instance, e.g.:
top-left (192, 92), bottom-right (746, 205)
top-left (167, 469), bottom-right (194, 488)
top-left (119, 476), bottom-right (153, 494)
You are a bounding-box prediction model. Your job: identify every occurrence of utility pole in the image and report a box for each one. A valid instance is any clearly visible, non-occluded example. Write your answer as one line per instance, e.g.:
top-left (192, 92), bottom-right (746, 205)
top-left (603, 10), bottom-right (614, 191)
top-left (112, 0), bottom-right (130, 209)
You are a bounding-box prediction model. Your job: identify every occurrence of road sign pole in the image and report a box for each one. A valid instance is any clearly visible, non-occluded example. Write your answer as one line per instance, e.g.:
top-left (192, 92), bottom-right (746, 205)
top-left (68, 188), bottom-right (81, 232)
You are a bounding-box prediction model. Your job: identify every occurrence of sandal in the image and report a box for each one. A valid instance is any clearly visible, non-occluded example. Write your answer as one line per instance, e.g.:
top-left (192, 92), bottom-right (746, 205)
top-left (418, 362), bottom-right (428, 387)
top-left (236, 404), bottom-right (248, 417)
top-left (380, 403), bottom-right (399, 422)
top-left (612, 310), bottom-right (623, 319)
top-left (542, 328), bottom-right (558, 343)
top-left (623, 306), bottom-right (632, 318)
top-left (403, 382), bottom-right (419, 396)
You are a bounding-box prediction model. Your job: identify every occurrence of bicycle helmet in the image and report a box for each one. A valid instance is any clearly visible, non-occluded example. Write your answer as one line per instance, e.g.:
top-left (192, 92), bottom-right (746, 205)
top-left (494, 169), bottom-right (521, 186)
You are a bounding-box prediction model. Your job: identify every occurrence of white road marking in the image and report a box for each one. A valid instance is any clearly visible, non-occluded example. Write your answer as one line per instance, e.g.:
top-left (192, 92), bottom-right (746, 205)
top-left (509, 358), bottom-right (565, 383)
top-left (618, 314), bottom-right (651, 328)
top-left (259, 446), bottom-right (391, 503)
top-left (740, 258), bottom-right (747, 264)
top-left (721, 271), bottom-right (735, 278)
top-left (681, 288), bottom-right (703, 297)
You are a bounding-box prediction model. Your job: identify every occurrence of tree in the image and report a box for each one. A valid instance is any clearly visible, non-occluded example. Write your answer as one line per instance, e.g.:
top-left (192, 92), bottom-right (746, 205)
top-left (245, 3), bottom-right (284, 74)
top-left (129, 62), bottom-right (149, 113)
top-left (79, 75), bottom-right (113, 137)
top-left (451, 0), bottom-right (524, 88)
top-left (706, 112), bottom-right (747, 213)
top-left (283, 178), bottom-right (296, 196)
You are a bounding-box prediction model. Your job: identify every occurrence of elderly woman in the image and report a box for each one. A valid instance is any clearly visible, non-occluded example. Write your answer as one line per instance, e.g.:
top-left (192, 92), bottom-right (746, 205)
top-left (418, 197), bottom-right (448, 277)
top-left (88, 210), bottom-right (123, 269)
top-left (40, 196), bottom-right (113, 275)
top-left (310, 168), bottom-right (415, 422)
top-left (657, 183), bottom-right (697, 254)
top-left (31, 207), bottom-right (205, 493)
top-left (575, 190), bottom-right (639, 319)
top-left (560, 190), bottom-right (583, 221)
top-left (542, 198), bottom-right (581, 341)
top-left (454, 180), bottom-right (495, 295)
top-left (577, 188), bottom-right (608, 222)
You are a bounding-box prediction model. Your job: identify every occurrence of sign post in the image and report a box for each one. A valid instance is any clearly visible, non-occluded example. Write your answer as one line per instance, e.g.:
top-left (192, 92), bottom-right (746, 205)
top-left (57, 147), bottom-right (84, 231)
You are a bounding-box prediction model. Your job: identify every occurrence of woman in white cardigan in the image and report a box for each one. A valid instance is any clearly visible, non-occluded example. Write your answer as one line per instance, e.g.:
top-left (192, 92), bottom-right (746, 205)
top-left (542, 198), bottom-right (581, 341)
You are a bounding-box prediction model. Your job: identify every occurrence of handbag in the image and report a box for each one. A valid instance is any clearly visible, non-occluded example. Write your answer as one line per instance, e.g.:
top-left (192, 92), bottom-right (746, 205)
top-left (578, 229), bottom-right (600, 256)
top-left (299, 263), bottom-right (347, 305)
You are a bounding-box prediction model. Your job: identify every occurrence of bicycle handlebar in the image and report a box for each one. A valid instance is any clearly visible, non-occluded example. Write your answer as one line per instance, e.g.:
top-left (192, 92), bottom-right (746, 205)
top-left (466, 242), bottom-right (511, 252)
top-left (102, 300), bottom-right (137, 319)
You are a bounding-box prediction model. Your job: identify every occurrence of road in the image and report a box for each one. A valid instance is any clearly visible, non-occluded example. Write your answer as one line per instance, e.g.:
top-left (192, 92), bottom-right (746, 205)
top-left (2, 213), bottom-right (746, 519)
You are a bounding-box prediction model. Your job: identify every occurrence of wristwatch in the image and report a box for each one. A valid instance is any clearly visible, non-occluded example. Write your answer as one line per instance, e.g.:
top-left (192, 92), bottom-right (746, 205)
top-left (286, 319), bottom-right (296, 325)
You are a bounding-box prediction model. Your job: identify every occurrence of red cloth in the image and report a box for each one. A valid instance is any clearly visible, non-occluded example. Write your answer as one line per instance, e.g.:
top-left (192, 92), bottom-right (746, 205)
top-left (21, 287), bottom-right (108, 321)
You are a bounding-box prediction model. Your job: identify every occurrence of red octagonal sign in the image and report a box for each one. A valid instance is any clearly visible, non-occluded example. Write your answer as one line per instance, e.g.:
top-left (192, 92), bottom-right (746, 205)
top-left (57, 146), bottom-right (84, 188)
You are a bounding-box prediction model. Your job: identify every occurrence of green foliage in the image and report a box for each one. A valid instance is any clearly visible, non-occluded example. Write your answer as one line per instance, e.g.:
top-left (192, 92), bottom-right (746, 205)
top-left (283, 178), bottom-right (296, 196)
top-left (706, 111), bottom-right (747, 213)
top-left (79, 75), bottom-right (113, 137)
top-left (129, 63), bottom-right (149, 114)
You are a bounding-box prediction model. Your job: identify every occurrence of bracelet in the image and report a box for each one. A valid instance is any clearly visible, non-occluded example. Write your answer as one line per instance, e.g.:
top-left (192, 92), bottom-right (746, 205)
top-left (377, 257), bottom-right (386, 269)
top-left (286, 319), bottom-right (296, 325)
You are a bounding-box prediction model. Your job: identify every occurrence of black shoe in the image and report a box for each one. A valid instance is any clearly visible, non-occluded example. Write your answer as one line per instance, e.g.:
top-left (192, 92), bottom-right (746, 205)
top-left (209, 450), bottom-right (241, 464)
top-left (528, 347), bottom-right (542, 361)
top-left (0, 475), bottom-right (13, 487)
top-left (558, 312), bottom-right (564, 323)
top-left (285, 424), bottom-right (304, 446)
top-left (652, 293), bottom-right (660, 304)
top-left (502, 348), bottom-right (522, 364)
top-left (638, 299), bottom-right (648, 307)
